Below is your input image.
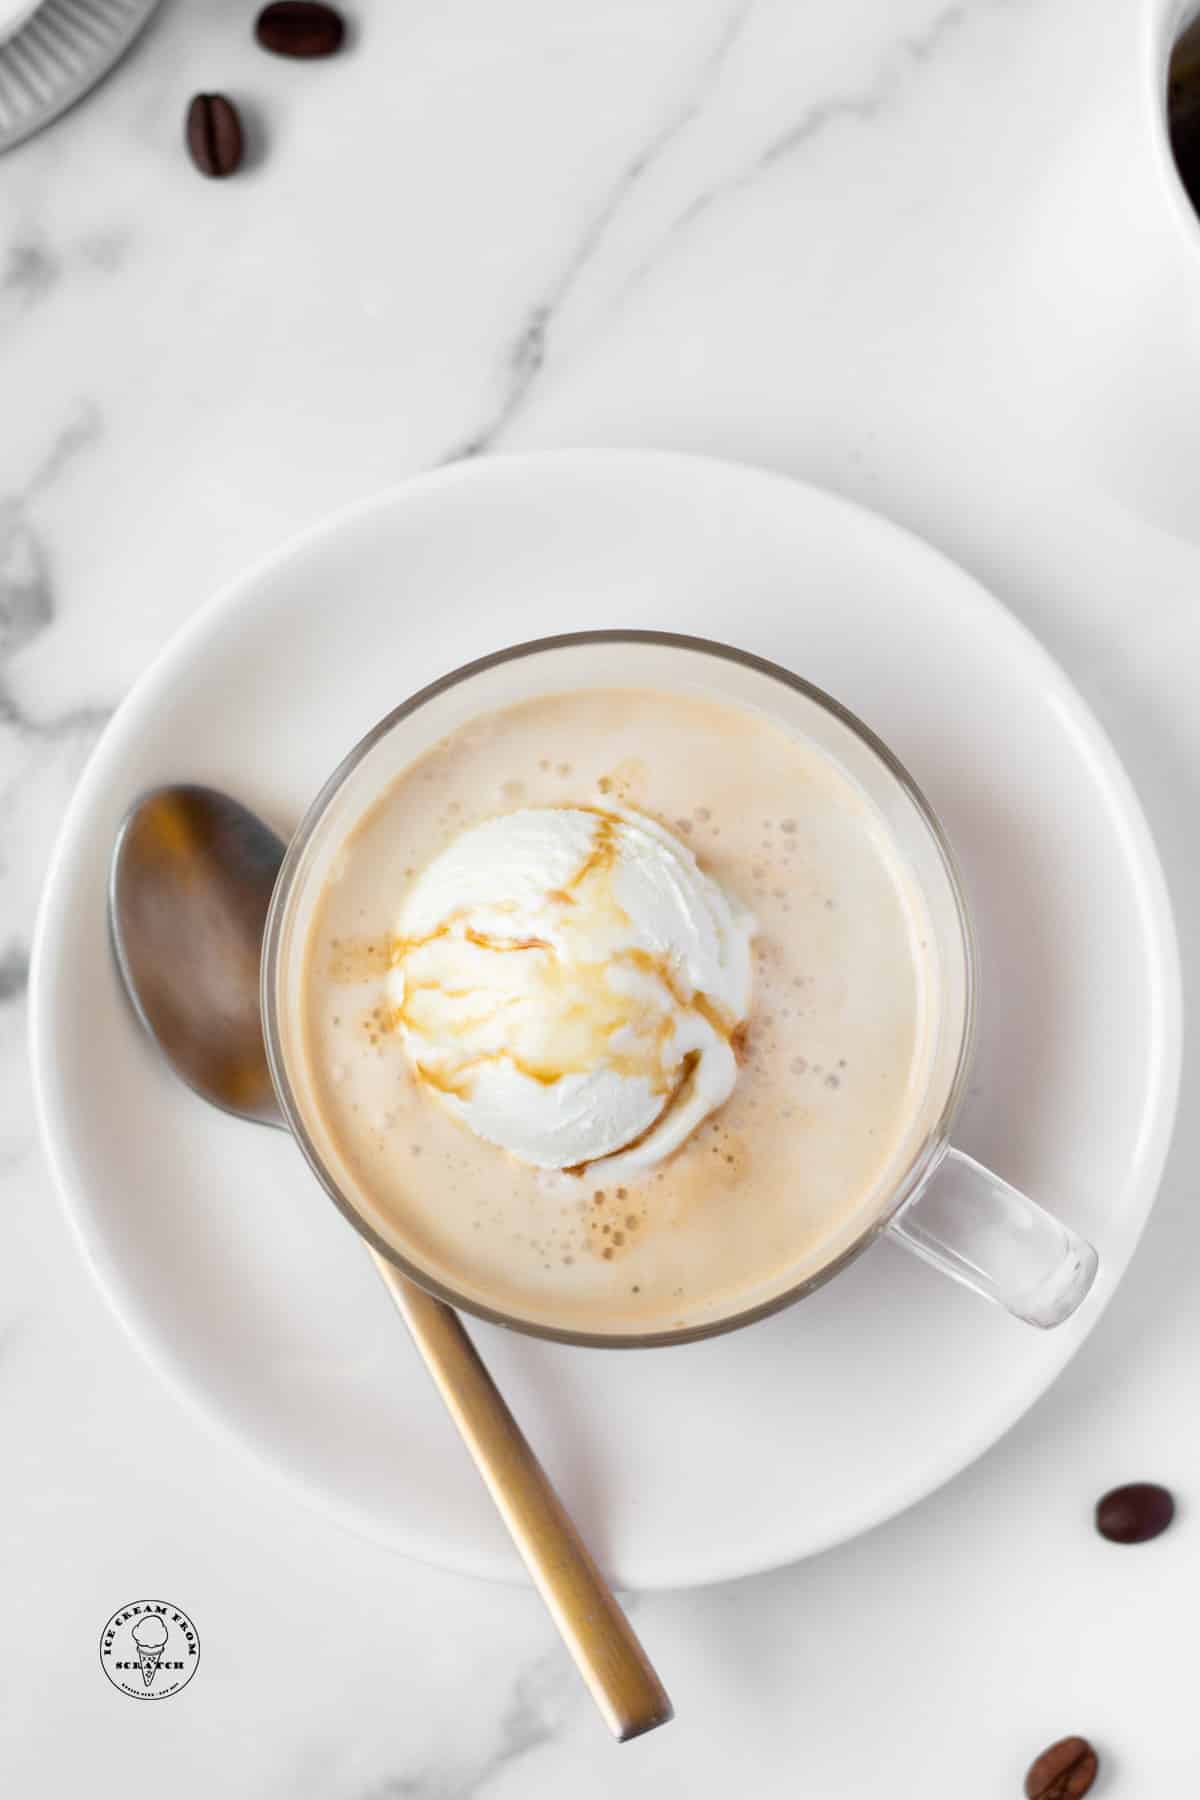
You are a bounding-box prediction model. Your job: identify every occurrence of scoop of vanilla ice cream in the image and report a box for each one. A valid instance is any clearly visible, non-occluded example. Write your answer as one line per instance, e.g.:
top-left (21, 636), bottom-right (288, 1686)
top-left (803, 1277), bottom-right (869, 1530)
top-left (132, 1616), bottom-right (168, 1649)
top-left (389, 806), bottom-right (755, 1173)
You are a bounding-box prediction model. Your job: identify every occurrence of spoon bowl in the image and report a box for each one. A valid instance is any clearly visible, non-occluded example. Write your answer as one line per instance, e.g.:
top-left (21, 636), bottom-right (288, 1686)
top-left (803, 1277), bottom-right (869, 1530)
top-left (110, 786), bottom-right (286, 1127)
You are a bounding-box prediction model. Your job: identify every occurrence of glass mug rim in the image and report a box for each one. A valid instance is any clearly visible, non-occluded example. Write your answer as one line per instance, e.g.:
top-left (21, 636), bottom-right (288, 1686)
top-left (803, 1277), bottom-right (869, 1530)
top-left (261, 629), bottom-right (980, 1349)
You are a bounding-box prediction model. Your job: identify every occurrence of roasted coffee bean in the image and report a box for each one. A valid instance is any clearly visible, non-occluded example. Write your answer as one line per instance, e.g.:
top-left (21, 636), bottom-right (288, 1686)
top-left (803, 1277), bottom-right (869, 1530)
top-left (1095, 1480), bottom-right (1175, 1544)
top-left (255, 1), bottom-right (345, 57)
top-left (1024, 1736), bottom-right (1098, 1800)
top-left (185, 94), bottom-right (243, 178)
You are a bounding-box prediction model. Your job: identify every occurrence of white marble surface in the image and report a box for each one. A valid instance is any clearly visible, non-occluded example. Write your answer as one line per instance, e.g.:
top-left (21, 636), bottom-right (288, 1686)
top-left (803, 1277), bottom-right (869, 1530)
top-left (5, 0), bottom-right (1200, 1790)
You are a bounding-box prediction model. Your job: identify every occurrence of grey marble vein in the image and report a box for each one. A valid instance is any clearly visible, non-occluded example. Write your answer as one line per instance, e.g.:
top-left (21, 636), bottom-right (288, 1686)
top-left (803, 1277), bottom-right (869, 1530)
top-left (0, 233), bottom-right (131, 328)
top-left (0, 686), bottom-right (111, 742)
top-left (0, 474), bottom-right (111, 740)
top-left (0, 942), bottom-right (29, 1001)
top-left (0, 242), bottom-right (58, 317)
top-left (480, 1649), bottom-right (577, 1788)
top-left (0, 404), bottom-right (113, 1014)
top-left (0, 1317), bottom-right (26, 1356)
top-left (358, 1643), bottom-right (578, 1799)
top-left (26, 401), bottom-right (103, 500)
top-left (0, 400), bottom-right (108, 713)
top-left (0, 501), bottom-right (52, 657)
top-left (77, 229), bottom-right (131, 273)
top-left (445, 0), bottom-right (758, 460)
top-left (623, 0), bottom-right (991, 299)
top-left (758, 0), bottom-right (968, 171)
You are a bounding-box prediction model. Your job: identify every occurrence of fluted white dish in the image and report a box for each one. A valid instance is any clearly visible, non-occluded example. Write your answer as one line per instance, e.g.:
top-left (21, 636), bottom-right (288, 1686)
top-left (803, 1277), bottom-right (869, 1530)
top-left (0, 0), bottom-right (161, 153)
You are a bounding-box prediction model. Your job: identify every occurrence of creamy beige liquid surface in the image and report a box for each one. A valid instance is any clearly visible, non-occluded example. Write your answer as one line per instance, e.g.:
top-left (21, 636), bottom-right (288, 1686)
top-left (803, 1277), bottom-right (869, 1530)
top-left (297, 689), bottom-right (939, 1336)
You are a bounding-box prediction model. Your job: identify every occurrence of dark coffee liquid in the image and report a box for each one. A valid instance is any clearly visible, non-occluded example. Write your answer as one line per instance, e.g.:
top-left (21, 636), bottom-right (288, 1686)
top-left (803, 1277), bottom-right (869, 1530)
top-left (1169, 18), bottom-right (1200, 213)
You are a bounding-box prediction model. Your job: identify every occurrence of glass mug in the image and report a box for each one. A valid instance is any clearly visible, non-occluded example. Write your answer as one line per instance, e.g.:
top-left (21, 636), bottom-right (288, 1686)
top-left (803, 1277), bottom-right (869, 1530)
top-left (263, 631), bottom-right (1098, 1344)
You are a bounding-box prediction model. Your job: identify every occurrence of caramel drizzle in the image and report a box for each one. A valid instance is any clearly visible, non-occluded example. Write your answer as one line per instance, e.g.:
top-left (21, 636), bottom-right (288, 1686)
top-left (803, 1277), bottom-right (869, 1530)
top-left (464, 928), bottom-right (549, 953)
top-left (545, 814), bottom-right (617, 906)
top-left (563, 1050), bottom-right (701, 1175)
top-left (357, 809), bottom-right (742, 1103)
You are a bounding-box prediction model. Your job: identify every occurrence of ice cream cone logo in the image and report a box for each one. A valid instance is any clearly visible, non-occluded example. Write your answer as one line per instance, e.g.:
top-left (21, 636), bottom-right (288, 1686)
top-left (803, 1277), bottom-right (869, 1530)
top-left (99, 1599), bottom-right (200, 1700)
top-left (132, 1616), bottom-right (168, 1687)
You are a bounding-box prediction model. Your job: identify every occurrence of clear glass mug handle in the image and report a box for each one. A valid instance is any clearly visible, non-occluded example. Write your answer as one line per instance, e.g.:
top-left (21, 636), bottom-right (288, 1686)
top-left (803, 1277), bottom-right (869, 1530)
top-left (887, 1148), bottom-right (1099, 1328)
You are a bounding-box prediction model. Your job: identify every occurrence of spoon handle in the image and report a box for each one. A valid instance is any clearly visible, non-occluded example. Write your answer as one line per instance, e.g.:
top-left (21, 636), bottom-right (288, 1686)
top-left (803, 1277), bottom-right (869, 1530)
top-left (369, 1252), bottom-right (674, 1741)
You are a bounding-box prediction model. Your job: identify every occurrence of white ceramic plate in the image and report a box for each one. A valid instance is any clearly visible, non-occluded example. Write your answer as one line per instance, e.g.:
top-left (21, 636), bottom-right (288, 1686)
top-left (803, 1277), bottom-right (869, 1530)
top-left (30, 452), bottom-right (1181, 1590)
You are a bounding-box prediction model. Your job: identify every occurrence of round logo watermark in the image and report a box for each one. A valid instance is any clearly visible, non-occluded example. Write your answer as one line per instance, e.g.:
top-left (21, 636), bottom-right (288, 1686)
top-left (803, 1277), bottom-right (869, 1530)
top-left (99, 1601), bottom-right (200, 1700)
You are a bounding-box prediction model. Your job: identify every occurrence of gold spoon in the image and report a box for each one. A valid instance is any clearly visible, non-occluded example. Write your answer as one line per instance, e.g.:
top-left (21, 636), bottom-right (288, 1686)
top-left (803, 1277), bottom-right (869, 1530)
top-left (109, 784), bottom-right (673, 1741)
